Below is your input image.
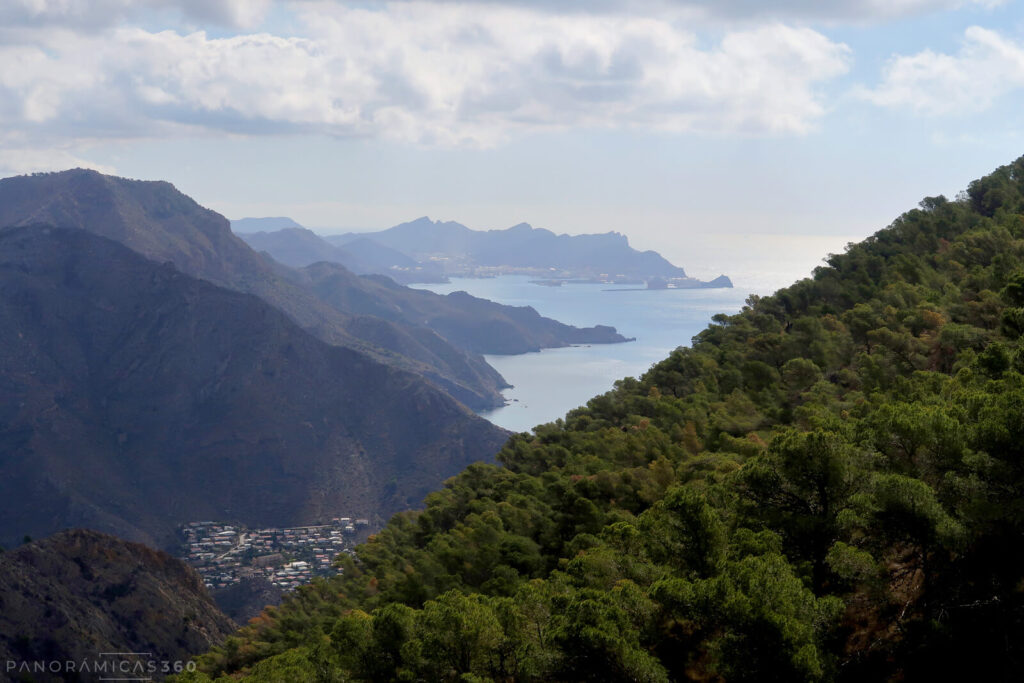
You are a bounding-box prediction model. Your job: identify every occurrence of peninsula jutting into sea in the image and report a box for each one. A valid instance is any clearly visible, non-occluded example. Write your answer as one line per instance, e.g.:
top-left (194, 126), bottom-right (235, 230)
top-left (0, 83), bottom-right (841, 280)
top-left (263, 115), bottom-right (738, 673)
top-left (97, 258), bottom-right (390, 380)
top-left (233, 215), bottom-right (733, 288)
top-left (3, 0), bottom-right (1023, 680)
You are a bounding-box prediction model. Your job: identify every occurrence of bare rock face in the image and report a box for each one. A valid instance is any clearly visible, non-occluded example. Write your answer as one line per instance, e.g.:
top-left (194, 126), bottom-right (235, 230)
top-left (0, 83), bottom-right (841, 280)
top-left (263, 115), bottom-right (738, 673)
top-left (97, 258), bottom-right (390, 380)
top-left (0, 530), bottom-right (235, 680)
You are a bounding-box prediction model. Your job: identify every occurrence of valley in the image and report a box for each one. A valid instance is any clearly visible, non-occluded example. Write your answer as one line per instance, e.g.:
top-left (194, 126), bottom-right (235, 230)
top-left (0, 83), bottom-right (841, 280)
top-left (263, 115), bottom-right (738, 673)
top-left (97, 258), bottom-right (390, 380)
top-left (3, 2), bottom-right (1019, 680)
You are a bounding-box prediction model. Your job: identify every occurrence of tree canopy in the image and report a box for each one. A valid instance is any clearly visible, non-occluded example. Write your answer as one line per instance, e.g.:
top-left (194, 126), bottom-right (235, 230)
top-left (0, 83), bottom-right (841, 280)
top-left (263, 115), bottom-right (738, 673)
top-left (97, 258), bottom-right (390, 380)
top-left (178, 156), bottom-right (1024, 682)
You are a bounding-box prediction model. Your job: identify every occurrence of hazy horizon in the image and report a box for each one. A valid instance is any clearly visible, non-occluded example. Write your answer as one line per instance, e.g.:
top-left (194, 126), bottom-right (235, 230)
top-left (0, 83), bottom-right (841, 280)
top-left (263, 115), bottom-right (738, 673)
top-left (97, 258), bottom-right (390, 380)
top-left (231, 213), bottom-right (860, 292)
top-left (1, 0), bottom-right (1022, 294)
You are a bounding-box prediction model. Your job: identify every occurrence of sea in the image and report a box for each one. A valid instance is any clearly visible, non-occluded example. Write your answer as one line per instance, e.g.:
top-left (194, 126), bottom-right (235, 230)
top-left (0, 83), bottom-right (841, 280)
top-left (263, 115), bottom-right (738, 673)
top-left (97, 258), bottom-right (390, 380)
top-left (412, 276), bottom-right (755, 432)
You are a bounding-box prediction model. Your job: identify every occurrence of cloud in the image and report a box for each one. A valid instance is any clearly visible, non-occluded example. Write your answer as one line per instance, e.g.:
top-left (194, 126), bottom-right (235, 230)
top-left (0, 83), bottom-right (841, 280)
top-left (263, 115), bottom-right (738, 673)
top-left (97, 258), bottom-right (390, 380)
top-left (0, 3), bottom-right (850, 155)
top-left (0, 0), bottom-right (1003, 31)
top-left (0, 0), bottom-right (271, 30)
top-left (859, 26), bottom-right (1024, 114)
top-left (680, 0), bottom-right (1004, 21)
top-left (0, 145), bottom-right (115, 176)
top-left (363, 0), bottom-right (1004, 23)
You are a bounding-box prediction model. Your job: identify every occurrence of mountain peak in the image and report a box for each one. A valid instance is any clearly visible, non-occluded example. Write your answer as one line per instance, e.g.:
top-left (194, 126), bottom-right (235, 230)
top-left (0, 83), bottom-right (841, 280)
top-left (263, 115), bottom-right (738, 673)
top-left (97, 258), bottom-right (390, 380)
top-left (0, 225), bottom-right (509, 547)
top-left (349, 216), bottom-right (690, 280)
top-left (232, 216), bottom-right (305, 233)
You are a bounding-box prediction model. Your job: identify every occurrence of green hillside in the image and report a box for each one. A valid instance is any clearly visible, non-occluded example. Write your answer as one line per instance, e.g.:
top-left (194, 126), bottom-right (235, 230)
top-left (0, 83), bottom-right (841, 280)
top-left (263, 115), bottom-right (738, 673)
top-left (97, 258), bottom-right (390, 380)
top-left (181, 156), bottom-right (1024, 681)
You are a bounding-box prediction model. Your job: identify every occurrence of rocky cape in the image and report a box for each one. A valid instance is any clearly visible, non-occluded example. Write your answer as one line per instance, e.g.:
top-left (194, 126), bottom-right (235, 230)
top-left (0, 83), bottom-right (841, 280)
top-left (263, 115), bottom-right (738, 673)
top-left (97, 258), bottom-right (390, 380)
top-left (234, 226), bottom-right (631, 351)
top-left (325, 216), bottom-right (731, 286)
top-left (0, 170), bottom-right (631, 409)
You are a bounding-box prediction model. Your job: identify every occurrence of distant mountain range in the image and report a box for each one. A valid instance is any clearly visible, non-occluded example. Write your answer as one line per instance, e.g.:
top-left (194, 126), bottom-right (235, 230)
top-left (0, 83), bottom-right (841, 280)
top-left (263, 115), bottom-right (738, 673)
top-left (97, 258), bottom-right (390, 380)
top-left (240, 226), bottom-right (447, 284)
top-left (232, 216), bottom-right (305, 232)
top-left (233, 216), bottom-right (732, 287)
top-left (0, 170), bottom-right (628, 411)
top-left (0, 225), bottom-right (508, 548)
top-left (0, 169), bottom-right (638, 548)
top-left (0, 170), bottom-right (498, 410)
top-left (297, 264), bottom-right (630, 355)
top-left (332, 217), bottom-right (694, 282)
top-left (0, 173), bottom-right (720, 677)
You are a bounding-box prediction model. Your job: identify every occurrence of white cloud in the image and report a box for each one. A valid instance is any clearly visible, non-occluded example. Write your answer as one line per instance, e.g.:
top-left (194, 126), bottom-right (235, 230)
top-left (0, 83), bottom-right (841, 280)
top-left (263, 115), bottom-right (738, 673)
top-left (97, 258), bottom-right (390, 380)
top-left (0, 0), bottom-right (271, 30)
top-left (0, 3), bottom-right (850, 156)
top-left (0, 145), bottom-right (115, 176)
top-left (360, 0), bottom-right (1005, 23)
top-left (860, 26), bottom-right (1024, 114)
top-left (0, 0), bottom-right (999, 31)
top-left (714, 0), bottom-right (1005, 21)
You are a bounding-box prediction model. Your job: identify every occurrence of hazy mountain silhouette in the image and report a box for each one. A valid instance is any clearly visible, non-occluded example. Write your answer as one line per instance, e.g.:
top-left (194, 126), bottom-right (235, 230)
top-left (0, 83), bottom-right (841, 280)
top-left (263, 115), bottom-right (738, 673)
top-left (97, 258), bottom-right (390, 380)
top-left (327, 216), bottom-right (727, 284)
top-left (239, 226), bottom-right (446, 284)
top-left (236, 226), bottom-right (629, 353)
top-left (0, 226), bottom-right (508, 549)
top-left (0, 170), bottom-right (508, 408)
top-left (299, 263), bottom-right (630, 354)
top-left (0, 171), bottom-right (635, 408)
top-left (231, 216), bottom-right (304, 233)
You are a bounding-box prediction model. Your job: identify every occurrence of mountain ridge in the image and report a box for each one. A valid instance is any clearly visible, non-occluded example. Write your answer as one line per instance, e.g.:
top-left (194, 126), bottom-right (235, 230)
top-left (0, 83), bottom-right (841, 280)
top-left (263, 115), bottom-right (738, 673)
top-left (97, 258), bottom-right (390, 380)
top-left (0, 170), bottom-right (637, 410)
top-left (183, 156), bottom-right (1024, 682)
top-left (0, 170), bottom-right (510, 409)
top-left (231, 216), bottom-right (304, 233)
top-left (325, 215), bottom-right (725, 285)
top-left (0, 529), bottom-right (234, 679)
top-left (239, 225), bottom-right (447, 284)
top-left (0, 225), bottom-right (508, 549)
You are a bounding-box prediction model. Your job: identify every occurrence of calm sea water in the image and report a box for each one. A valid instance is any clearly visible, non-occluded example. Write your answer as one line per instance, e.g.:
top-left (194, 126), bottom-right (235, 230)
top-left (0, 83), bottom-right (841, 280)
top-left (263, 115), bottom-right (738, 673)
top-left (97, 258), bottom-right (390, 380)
top-left (413, 276), bottom-right (753, 432)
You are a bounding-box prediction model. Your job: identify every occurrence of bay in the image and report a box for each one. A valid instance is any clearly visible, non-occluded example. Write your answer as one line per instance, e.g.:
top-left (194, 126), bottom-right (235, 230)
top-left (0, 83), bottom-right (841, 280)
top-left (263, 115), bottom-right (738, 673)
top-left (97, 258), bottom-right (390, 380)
top-left (413, 276), bottom-right (753, 433)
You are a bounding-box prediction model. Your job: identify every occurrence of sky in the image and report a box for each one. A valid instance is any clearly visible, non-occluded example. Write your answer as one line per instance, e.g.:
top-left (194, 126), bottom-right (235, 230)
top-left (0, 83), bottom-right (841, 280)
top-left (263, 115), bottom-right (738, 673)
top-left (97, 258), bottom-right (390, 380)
top-left (2, 0), bottom-right (1024, 290)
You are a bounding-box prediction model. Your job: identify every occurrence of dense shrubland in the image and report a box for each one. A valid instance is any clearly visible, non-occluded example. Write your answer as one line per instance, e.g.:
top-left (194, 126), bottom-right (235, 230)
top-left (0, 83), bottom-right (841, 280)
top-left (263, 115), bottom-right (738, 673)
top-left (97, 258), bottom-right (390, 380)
top-left (181, 157), bottom-right (1024, 681)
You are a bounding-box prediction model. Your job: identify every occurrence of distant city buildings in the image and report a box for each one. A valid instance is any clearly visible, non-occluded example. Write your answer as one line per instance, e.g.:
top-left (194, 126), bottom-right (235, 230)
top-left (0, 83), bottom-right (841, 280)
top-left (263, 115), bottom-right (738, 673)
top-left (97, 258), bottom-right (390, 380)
top-left (179, 517), bottom-right (365, 591)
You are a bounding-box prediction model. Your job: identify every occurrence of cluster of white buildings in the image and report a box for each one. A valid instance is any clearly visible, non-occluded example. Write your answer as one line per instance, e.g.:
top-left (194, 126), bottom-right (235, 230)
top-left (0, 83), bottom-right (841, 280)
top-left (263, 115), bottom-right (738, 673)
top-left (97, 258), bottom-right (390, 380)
top-left (180, 517), bottom-right (370, 591)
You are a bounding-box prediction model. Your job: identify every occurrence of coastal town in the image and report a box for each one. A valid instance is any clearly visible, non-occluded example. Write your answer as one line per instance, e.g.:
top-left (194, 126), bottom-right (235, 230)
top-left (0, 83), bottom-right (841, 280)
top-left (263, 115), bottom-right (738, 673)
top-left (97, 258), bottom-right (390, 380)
top-left (178, 518), bottom-right (370, 591)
